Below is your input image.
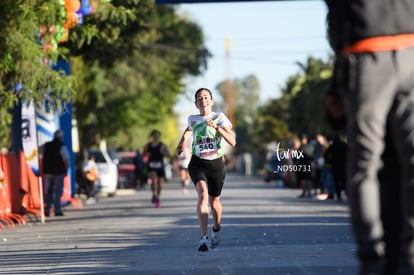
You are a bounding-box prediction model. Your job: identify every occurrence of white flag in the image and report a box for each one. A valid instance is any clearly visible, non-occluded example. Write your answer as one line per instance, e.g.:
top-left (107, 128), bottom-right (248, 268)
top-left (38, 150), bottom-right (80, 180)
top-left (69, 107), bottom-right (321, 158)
top-left (21, 100), bottom-right (39, 176)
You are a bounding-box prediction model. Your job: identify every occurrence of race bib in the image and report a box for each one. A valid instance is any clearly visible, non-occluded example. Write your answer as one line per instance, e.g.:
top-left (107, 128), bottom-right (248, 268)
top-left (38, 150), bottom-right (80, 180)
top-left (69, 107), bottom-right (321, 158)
top-left (195, 136), bottom-right (218, 158)
top-left (149, 161), bottom-right (163, 169)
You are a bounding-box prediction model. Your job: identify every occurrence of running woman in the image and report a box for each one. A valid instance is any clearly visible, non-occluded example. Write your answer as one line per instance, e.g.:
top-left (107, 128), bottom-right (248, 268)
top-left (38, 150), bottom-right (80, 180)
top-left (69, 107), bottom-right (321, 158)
top-left (176, 88), bottom-right (236, 252)
top-left (143, 130), bottom-right (170, 208)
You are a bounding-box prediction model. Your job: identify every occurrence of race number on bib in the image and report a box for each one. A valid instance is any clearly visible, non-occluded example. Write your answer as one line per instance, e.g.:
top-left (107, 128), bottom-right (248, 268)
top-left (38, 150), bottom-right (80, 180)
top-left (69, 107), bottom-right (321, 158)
top-left (195, 137), bottom-right (218, 157)
top-left (149, 161), bottom-right (163, 169)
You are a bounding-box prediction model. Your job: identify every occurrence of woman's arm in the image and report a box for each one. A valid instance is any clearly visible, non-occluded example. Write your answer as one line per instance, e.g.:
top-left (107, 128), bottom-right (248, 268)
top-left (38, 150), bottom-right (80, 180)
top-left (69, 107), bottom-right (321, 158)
top-left (216, 125), bottom-right (236, 147)
top-left (206, 120), bottom-right (236, 147)
top-left (176, 127), bottom-right (192, 156)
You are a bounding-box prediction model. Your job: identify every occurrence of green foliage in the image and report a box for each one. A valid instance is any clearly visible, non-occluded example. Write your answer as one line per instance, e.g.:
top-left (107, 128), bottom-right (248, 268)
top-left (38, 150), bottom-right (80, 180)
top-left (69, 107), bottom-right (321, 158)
top-left (69, 1), bottom-right (209, 150)
top-left (282, 57), bottom-right (333, 137)
top-left (215, 74), bottom-right (280, 154)
top-left (252, 56), bottom-right (334, 156)
top-left (0, 0), bottom-right (78, 148)
top-left (226, 56), bottom-right (334, 172)
top-left (0, 0), bottom-right (75, 102)
top-left (256, 99), bottom-right (291, 144)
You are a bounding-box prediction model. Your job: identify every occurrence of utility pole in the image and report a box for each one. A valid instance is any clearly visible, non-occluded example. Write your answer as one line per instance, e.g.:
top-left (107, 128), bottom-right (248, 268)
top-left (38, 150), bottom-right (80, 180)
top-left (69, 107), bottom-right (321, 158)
top-left (225, 37), bottom-right (235, 127)
top-left (224, 37), bottom-right (236, 170)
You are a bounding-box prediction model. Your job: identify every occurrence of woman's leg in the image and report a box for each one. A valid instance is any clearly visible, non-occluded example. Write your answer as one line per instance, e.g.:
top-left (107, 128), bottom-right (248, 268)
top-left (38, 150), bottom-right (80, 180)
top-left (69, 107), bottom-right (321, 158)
top-left (196, 180), bottom-right (209, 237)
top-left (209, 195), bottom-right (222, 230)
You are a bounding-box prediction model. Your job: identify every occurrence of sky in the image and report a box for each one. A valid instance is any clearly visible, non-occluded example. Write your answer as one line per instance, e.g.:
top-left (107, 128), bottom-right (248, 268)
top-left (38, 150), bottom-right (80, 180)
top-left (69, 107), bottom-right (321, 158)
top-left (173, 0), bottom-right (331, 113)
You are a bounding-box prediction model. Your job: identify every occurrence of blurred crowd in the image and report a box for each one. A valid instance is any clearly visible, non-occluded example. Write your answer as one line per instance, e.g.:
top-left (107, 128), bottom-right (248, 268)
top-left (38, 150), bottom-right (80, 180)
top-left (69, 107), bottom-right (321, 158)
top-left (264, 133), bottom-right (348, 202)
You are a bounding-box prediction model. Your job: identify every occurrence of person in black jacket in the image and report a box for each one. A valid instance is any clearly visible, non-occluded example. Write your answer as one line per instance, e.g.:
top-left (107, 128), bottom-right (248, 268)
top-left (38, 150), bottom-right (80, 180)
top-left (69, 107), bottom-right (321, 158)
top-left (329, 134), bottom-right (347, 201)
top-left (296, 134), bottom-right (314, 198)
top-left (325, 1), bottom-right (414, 274)
top-left (42, 130), bottom-right (69, 217)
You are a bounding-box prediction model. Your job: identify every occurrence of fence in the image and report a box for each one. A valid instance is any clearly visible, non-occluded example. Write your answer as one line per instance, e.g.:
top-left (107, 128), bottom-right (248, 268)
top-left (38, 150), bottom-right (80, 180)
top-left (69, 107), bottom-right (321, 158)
top-left (0, 151), bottom-right (48, 229)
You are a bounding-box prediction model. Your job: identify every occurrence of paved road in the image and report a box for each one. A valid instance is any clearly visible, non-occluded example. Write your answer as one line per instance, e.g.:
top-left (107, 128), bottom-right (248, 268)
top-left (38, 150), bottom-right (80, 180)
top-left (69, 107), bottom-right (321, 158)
top-left (0, 173), bottom-right (358, 275)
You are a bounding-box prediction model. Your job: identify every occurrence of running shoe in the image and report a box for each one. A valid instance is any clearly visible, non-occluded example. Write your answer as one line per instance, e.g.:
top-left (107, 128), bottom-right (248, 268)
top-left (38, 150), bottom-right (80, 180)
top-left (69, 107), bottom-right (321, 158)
top-left (155, 198), bottom-right (160, 208)
top-left (198, 236), bottom-right (209, 252)
top-left (86, 197), bottom-right (97, 204)
top-left (151, 195), bottom-right (156, 203)
top-left (210, 226), bottom-right (221, 248)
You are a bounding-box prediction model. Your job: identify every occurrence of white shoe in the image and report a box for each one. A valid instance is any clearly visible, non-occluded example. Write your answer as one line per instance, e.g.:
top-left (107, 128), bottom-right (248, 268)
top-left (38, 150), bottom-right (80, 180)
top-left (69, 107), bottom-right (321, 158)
top-left (86, 197), bottom-right (96, 204)
top-left (197, 236), bottom-right (209, 252)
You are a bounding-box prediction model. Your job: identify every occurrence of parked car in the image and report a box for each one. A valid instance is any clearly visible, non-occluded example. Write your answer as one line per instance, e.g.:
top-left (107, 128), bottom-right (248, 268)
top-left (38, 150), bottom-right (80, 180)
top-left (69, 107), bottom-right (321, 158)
top-left (117, 151), bottom-right (137, 189)
top-left (87, 149), bottom-right (118, 196)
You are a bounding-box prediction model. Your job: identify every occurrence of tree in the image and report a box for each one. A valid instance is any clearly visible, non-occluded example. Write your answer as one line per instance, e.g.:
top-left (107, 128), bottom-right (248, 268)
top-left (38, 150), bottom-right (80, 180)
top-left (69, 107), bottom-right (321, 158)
top-left (0, 0), bottom-right (144, 149)
top-left (255, 98), bottom-right (291, 144)
top-left (0, 0), bottom-right (77, 148)
top-left (68, 1), bottom-right (210, 150)
top-left (232, 56), bottom-right (334, 172)
top-left (215, 74), bottom-right (260, 153)
top-left (282, 57), bottom-right (333, 137)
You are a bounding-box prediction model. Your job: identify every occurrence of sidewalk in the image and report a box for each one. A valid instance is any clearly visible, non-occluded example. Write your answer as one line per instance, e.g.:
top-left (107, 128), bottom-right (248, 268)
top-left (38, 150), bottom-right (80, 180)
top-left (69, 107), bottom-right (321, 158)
top-left (0, 173), bottom-right (358, 275)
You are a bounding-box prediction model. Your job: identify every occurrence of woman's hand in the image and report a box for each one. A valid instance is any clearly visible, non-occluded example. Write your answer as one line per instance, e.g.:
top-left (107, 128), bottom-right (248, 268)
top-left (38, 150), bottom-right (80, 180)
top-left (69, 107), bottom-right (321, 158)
top-left (206, 119), bottom-right (218, 130)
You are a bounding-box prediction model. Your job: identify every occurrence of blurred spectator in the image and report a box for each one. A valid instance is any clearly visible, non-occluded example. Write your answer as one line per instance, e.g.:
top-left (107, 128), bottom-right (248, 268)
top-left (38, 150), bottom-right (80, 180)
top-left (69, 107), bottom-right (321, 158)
top-left (330, 134), bottom-right (347, 201)
top-left (320, 138), bottom-right (336, 200)
top-left (134, 149), bottom-right (146, 190)
top-left (82, 154), bottom-right (99, 204)
top-left (43, 130), bottom-right (69, 217)
top-left (297, 134), bottom-right (314, 198)
top-left (312, 134), bottom-right (326, 195)
top-left (325, 1), bottom-right (414, 273)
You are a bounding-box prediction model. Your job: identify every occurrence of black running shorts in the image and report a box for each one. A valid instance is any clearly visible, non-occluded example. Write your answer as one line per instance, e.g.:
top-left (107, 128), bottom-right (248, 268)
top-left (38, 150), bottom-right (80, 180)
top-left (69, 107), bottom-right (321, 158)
top-left (188, 155), bottom-right (225, 197)
top-left (147, 167), bottom-right (165, 178)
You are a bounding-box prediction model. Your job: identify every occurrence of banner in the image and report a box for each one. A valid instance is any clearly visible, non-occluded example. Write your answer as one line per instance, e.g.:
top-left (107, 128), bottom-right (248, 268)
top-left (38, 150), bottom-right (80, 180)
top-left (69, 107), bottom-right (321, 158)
top-left (21, 100), bottom-right (40, 176)
top-left (36, 96), bottom-right (60, 147)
